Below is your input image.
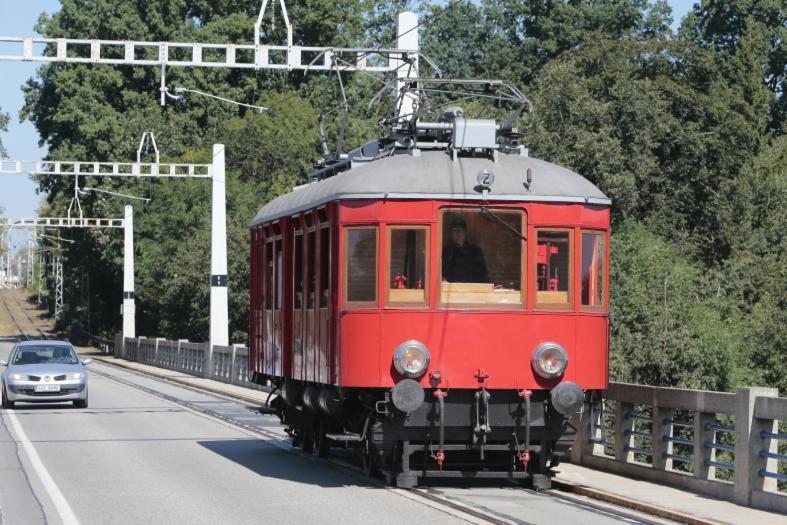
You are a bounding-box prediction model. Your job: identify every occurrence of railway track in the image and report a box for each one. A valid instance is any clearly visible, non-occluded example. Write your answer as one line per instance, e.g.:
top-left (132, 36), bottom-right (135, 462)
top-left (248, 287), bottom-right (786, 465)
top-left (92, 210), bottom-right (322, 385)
top-left (0, 290), bottom-right (48, 341)
top-left (92, 362), bottom-right (677, 525)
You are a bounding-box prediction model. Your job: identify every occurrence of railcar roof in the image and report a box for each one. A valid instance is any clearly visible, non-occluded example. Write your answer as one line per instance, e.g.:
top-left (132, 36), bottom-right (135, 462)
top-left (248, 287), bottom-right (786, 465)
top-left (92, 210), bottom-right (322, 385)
top-left (251, 150), bottom-right (610, 226)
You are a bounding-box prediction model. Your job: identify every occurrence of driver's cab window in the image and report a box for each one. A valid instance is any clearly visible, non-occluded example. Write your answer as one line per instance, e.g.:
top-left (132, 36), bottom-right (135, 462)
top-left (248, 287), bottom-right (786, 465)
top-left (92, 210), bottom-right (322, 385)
top-left (440, 209), bottom-right (524, 306)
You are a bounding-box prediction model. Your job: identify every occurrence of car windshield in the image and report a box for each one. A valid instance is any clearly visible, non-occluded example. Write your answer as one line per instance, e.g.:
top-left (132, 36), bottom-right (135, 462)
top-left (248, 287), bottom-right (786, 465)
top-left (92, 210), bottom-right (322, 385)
top-left (12, 345), bottom-right (78, 365)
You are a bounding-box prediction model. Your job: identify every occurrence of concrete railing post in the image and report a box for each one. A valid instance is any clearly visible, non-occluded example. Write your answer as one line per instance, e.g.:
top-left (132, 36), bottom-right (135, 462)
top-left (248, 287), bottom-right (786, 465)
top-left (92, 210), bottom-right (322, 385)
top-left (734, 387), bottom-right (779, 506)
top-left (571, 403), bottom-right (603, 465)
top-left (230, 344), bottom-right (240, 385)
top-left (154, 337), bottom-right (165, 367)
top-left (203, 342), bottom-right (212, 379)
top-left (615, 401), bottom-right (635, 464)
top-left (652, 406), bottom-right (673, 471)
top-left (694, 412), bottom-right (716, 481)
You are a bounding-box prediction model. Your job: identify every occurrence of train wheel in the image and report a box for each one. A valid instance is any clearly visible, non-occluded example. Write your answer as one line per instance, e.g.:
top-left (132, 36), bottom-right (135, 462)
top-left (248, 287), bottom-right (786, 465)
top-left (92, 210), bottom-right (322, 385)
top-left (300, 431), bottom-right (314, 453)
top-left (384, 441), bottom-right (402, 486)
top-left (312, 422), bottom-right (329, 458)
top-left (361, 434), bottom-right (378, 477)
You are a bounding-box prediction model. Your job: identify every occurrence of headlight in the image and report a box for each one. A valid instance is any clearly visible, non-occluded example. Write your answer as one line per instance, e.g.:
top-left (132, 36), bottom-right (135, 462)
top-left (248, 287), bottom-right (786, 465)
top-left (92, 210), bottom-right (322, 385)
top-left (8, 373), bottom-right (25, 381)
top-left (393, 340), bottom-right (430, 378)
top-left (67, 372), bottom-right (85, 380)
top-left (531, 342), bottom-right (568, 379)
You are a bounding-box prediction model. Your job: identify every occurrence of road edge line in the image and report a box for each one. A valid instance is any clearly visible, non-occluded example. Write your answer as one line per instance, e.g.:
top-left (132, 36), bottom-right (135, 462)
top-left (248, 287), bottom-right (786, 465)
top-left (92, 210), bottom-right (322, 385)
top-left (5, 410), bottom-right (81, 525)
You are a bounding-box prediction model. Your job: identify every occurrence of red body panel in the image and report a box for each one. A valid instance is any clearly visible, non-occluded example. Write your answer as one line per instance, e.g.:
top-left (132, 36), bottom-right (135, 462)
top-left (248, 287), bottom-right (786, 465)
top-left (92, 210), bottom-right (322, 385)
top-left (249, 199), bottom-right (610, 390)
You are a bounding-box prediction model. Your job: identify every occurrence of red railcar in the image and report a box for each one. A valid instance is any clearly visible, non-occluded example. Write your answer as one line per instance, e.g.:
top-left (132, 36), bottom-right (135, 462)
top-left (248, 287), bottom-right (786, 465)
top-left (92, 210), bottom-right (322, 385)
top-left (249, 113), bottom-right (609, 488)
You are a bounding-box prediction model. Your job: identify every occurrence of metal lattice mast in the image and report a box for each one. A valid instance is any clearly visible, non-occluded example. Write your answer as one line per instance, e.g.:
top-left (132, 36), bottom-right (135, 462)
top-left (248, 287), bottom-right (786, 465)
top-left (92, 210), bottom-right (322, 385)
top-left (54, 252), bottom-right (63, 320)
top-left (37, 252), bottom-right (44, 304)
top-left (26, 233), bottom-right (34, 288)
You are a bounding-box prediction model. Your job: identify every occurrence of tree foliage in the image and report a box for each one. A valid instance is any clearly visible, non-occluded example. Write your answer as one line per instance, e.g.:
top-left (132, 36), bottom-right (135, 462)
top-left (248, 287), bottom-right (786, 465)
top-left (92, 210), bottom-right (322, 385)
top-left (17, 1), bottom-right (786, 392)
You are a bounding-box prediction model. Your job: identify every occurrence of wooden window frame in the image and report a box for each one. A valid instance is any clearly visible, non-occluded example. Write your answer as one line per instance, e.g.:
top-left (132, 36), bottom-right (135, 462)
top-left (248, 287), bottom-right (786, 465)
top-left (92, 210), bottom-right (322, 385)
top-left (343, 226), bottom-right (379, 308)
top-left (438, 207), bottom-right (526, 309)
top-left (386, 225), bottom-right (430, 307)
top-left (579, 229), bottom-right (607, 312)
top-left (534, 227), bottom-right (574, 310)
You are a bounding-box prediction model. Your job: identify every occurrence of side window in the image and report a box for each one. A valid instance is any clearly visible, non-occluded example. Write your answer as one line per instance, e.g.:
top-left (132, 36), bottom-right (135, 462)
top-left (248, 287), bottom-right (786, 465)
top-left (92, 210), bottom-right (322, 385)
top-left (265, 240), bottom-right (274, 310)
top-left (581, 231), bottom-right (605, 310)
top-left (307, 230), bottom-right (316, 309)
top-left (535, 230), bottom-right (572, 308)
top-left (345, 227), bottom-right (378, 305)
top-left (319, 226), bottom-right (330, 308)
top-left (294, 231), bottom-right (303, 309)
top-left (388, 227), bottom-right (428, 305)
top-left (275, 238), bottom-right (283, 310)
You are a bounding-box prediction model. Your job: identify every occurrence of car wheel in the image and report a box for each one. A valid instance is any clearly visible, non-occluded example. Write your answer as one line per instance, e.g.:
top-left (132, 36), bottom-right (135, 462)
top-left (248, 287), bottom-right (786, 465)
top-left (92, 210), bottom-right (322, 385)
top-left (74, 389), bottom-right (88, 409)
top-left (1, 386), bottom-right (14, 409)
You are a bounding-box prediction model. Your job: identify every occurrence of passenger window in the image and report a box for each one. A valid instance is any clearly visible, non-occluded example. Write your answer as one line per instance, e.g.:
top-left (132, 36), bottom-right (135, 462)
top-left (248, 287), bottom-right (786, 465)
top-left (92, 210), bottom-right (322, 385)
top-left (307, 230), bottom-right (316, 309)
top-left (581, 232), bottom-right (605, 309)
top-left (440, 209), bottom-right (523, 306)
top-left (294, 232), bottom-right (303, 309)
top-left (320, 227), bottom-right (330, 308)
top-left (388, 227), bottom-right (428, 305)
top-left (265, 240), bottom-right (274, 310)
top-left (536, 230), bottom-right (571, 308)
top-left (345, 227), bottom-right (378, 305)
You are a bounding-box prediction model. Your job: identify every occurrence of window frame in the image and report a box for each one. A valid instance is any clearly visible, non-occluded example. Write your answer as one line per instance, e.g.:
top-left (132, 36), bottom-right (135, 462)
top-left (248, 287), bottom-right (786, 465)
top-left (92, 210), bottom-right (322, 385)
top-left (579, 229), bottom-right (607, 312)
top-left (438, 207), bottom-right (526, 309)
top-left (343, 225), bottom-right (379, 308)
top-left (385, 225), bottom-right (430, 307)
top-left (534, 227), bottom-right (574, 310)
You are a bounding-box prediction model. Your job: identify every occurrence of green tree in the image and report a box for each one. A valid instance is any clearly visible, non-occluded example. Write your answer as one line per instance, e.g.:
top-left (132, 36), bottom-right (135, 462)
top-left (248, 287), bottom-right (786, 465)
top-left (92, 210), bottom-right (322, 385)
top-left (610, 222), bottom-right (746, 390)
top-left (0, 106), bottom-right (8, 157)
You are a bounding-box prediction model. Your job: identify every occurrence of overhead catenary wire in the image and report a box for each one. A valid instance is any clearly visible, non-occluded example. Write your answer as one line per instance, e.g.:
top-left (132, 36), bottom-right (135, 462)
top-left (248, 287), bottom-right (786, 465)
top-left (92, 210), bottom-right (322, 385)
top-left (264, 0), bottom-right (463, 114)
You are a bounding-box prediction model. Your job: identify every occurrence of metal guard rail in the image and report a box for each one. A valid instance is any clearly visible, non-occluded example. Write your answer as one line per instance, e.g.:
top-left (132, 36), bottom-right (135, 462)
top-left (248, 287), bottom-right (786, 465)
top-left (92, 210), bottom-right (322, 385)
top-left (571, 383), bottom-right (787, 514)
top-left (112, 334), bottom-right (265, 391)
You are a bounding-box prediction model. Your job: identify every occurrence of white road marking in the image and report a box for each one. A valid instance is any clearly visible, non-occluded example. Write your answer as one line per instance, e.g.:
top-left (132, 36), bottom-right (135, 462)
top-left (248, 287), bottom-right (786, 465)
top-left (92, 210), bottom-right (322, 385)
top-left (4, 409), bottom-right (81, 525)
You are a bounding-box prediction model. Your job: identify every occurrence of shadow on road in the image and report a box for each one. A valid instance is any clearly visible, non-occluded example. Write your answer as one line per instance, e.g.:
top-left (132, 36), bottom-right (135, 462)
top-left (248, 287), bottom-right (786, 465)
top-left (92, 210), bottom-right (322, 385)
top-left (198, 438), bottom-right (363, 488)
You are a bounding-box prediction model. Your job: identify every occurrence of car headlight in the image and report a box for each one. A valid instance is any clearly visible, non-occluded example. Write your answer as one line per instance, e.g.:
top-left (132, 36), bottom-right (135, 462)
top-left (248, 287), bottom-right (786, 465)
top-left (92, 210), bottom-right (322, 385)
top-left (67, 372), bottom-right (85, 380)
top-left (8, 373), bottom-right (25, 381)
top-left (531, 342), bottom-right (568, 379)
top-left (393, 340), bottom-right (430, 378)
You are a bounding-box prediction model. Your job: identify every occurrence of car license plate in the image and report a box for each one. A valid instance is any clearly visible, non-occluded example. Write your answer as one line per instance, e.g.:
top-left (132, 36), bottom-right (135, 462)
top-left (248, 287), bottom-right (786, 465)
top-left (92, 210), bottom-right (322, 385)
top-left (35, 384), bottom-right (60, 393)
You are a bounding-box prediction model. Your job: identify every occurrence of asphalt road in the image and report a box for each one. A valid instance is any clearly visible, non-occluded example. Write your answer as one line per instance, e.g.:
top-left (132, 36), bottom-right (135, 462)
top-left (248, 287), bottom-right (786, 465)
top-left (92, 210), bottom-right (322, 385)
top-left (0, 340), bottom-right (673, 525)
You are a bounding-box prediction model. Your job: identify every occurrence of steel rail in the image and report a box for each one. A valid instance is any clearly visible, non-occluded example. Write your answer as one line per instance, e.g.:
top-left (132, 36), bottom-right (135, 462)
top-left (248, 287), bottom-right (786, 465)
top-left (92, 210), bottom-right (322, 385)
top-left (91, 359), bottom-right (682, 525)
top-left (1, 291), bottom-right (48, 341)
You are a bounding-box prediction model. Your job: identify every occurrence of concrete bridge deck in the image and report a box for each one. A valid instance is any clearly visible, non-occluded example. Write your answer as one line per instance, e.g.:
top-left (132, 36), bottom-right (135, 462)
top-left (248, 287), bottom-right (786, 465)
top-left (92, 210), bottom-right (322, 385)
top-left (92, 353), bottom-right (785, 525)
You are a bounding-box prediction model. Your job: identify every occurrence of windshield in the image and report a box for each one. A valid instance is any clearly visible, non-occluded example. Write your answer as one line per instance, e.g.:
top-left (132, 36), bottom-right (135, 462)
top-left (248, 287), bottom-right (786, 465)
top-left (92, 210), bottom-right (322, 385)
top-left (440, 209), bottom-right (524, 306)
top-left (12, 345), bottom-right (79, 365)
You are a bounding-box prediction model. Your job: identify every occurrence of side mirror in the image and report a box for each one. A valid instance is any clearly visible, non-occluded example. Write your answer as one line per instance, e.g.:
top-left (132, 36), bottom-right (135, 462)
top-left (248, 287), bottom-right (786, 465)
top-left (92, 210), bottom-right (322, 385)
top-left (0, 360), bottom-right (7, 366)
top-left (81, 358), bottom-right (93, 366)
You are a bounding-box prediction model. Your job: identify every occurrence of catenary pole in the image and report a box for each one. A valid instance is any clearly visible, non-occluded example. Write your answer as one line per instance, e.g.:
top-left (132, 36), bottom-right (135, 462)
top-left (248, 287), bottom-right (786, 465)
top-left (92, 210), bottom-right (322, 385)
top-left (122, 205), bottom-right (135, 340)
top-left (210, 145), bottom-right (229, 347)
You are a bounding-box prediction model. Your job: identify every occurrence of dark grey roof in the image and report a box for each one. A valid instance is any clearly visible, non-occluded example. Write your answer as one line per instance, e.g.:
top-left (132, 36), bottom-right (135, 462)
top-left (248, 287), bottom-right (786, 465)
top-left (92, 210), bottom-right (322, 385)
top-left (17, 340), bottom-right (71, 346)
top-left (251, 150), bottom-right (610, 226)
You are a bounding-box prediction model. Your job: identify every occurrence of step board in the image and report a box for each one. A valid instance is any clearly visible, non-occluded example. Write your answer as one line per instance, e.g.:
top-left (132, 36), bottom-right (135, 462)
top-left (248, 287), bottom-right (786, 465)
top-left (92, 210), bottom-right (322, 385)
top-left (325, 432), bottom-right (363, 442)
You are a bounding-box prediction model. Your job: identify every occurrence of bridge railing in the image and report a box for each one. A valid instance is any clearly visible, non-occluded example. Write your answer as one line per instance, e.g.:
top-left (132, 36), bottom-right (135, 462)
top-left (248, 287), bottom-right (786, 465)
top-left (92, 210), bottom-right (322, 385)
top-left (571, 383), bottom-right (787, 514)
top-left (113, 334), bottom-right (263, 390)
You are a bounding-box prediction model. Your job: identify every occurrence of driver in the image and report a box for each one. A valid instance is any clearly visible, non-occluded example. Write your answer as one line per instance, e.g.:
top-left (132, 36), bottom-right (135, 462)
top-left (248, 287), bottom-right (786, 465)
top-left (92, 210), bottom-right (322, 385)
top-left (442, 217), bottom-right (489, 283)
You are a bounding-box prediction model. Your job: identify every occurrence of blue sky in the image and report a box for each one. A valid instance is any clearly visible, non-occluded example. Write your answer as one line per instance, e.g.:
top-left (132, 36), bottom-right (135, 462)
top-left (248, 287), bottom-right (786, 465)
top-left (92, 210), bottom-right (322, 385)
top-left (0, 0), bottom-right (698, 233)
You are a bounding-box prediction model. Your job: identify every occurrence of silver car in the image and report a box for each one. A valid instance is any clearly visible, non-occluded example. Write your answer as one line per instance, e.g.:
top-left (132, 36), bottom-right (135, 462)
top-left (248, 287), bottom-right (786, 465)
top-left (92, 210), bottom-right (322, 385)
top-left (1, 341), bottom-right (92, 409)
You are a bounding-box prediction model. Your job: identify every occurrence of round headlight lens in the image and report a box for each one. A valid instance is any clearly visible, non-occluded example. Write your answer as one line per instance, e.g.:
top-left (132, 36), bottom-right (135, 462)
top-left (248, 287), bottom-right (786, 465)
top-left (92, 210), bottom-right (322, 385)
top-left (393, 340), bottom-right (430, 378)
top-left (531, 342), bottom-right (568, 379)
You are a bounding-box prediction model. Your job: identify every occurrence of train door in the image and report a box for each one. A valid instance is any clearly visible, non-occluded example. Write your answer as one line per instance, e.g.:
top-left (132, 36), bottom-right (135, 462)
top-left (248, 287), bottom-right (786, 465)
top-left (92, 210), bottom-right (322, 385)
top-left (293, 221), bottom-right (304, 380)
top-left (317, 209), bottom-right (330, 383)
top-left (263, 227), bottom-right (274, 376)
top-left (250, 227), bottom-right (263, 373)
top-left (269, 224), bottom-right (284, 377)
top-left (305, 215), bottom-right (317, 382)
